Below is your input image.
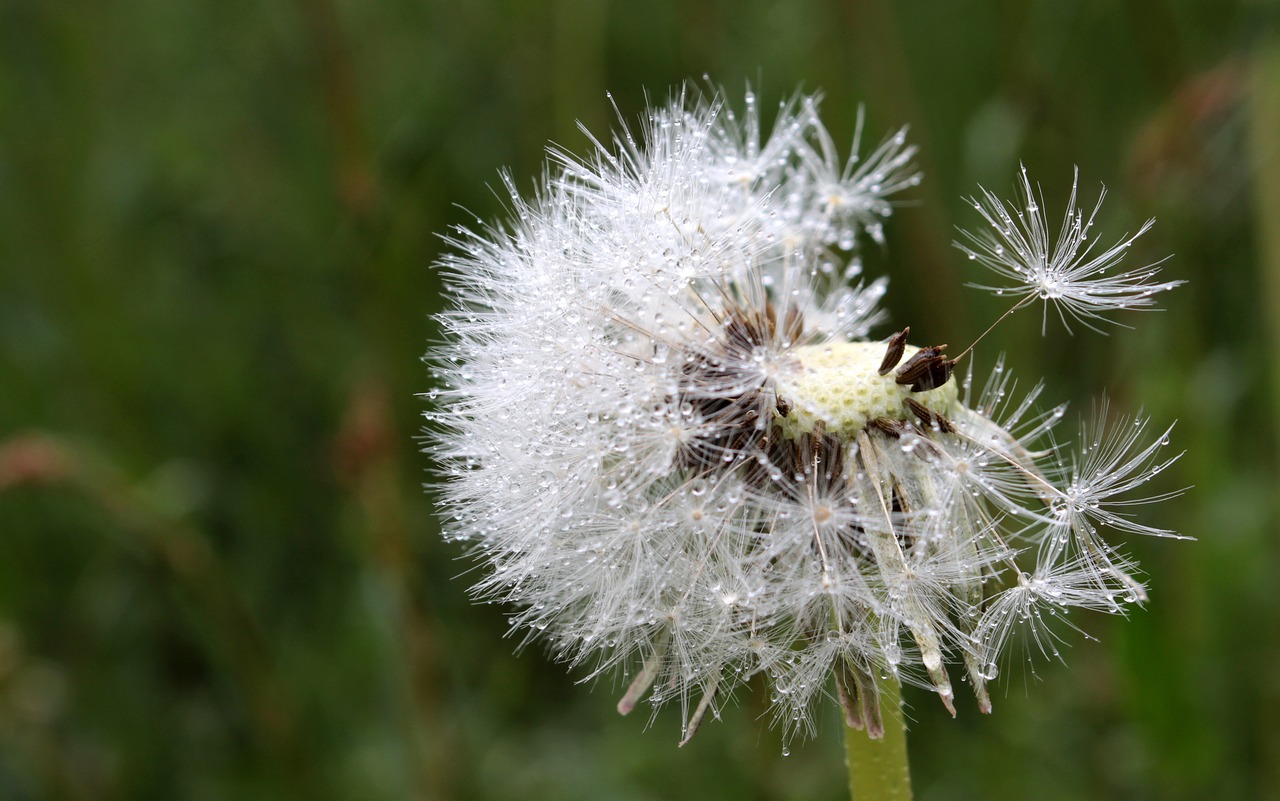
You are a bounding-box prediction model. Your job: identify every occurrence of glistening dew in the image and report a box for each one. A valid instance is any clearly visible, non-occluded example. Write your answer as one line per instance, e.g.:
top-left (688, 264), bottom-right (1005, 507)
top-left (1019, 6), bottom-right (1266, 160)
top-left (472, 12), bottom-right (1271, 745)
top-left (426, 87), bottom-right (1183, 745)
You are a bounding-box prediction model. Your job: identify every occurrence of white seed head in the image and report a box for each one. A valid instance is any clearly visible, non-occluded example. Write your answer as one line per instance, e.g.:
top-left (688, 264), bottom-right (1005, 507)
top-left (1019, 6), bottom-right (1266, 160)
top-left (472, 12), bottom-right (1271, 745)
top-left (427, 86), bottom-right (1182, 744)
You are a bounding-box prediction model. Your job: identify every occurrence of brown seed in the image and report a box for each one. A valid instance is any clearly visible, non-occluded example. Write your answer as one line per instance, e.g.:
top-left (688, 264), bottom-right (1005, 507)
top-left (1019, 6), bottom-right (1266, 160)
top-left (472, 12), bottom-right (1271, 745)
top-left (904, 397), bottom-right (955, 433)
top-left (878, 327), bottom-right (910, 375)
top-left (895, 345), bottom-right (955, 392)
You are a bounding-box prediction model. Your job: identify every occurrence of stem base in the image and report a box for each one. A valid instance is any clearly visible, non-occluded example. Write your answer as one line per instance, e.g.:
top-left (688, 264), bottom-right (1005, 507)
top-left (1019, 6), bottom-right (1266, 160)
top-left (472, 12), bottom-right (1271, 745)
top-left (843, 675), bottom-right (912, 801)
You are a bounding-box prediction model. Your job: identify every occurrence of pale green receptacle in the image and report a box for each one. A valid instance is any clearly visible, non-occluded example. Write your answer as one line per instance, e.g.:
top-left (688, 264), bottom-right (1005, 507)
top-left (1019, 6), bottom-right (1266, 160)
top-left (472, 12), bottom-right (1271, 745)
top-left (774, 342), bottom-right (958, 440)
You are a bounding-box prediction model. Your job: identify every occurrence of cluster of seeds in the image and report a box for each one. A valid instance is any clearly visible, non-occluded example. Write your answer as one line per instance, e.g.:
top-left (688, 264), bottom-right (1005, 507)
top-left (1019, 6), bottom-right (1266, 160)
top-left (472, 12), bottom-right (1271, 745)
top-left (429, 88), bottom-right (1181, 743)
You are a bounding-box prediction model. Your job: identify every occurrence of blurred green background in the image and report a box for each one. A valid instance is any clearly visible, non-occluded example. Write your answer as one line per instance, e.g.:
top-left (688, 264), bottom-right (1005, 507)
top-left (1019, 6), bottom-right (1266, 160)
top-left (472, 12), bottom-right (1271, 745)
top-left (2, 1), bottom-right (1278, 799)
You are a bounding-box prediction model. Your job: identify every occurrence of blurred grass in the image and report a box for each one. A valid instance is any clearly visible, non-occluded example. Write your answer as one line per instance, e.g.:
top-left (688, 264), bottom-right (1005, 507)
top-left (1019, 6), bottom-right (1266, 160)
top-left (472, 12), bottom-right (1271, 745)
top-left (1, 1), bottom-right (1277, 799)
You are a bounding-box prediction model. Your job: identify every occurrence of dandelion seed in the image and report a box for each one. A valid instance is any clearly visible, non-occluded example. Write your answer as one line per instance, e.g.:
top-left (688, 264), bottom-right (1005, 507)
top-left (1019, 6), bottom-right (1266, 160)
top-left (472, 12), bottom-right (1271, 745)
top-left (956, 164), bottom-right (1184, 333)
top-left (426, 86), bottom-right (1182, 746)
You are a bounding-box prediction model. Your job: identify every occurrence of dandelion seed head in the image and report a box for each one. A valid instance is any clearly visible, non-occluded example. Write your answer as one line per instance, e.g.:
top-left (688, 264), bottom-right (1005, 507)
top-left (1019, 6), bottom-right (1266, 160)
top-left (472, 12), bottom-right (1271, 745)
top-left (427, 85), bottom-right (1182, 744)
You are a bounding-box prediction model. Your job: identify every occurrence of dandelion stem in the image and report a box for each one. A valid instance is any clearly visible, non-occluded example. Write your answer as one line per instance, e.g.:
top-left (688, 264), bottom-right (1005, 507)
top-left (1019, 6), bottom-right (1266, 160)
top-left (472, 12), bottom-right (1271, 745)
top-left (844, 673), bottom-right (912, 801)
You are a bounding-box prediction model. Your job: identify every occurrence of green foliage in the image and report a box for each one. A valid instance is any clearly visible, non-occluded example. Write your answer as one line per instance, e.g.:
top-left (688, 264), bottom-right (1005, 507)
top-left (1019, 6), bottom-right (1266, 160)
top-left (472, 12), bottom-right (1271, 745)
top-left (1, 1), bottom-right (1276, 799)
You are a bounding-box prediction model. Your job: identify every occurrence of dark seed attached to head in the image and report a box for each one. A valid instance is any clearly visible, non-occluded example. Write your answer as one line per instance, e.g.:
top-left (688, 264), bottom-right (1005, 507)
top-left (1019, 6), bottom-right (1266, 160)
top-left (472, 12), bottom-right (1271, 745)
top-left (895, 346), bottom-right (955, 392)
top-left (904, 397), bottom-right (955, 433)
top-left (878, 327), bottom-right (910, 375)
top-left (868, 417), bottom-right (911, 438)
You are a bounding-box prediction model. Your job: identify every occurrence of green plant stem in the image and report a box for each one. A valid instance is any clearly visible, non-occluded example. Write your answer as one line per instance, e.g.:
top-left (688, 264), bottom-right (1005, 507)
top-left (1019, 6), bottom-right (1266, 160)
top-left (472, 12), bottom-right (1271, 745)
top-left (844, 675), bottom-right (913, 801)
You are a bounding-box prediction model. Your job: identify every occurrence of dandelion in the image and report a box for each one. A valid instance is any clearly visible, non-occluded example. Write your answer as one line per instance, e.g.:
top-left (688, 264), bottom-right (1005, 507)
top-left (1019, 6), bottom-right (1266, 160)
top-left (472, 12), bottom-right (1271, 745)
top-left (427, 86), bottom-right (1182, 798)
